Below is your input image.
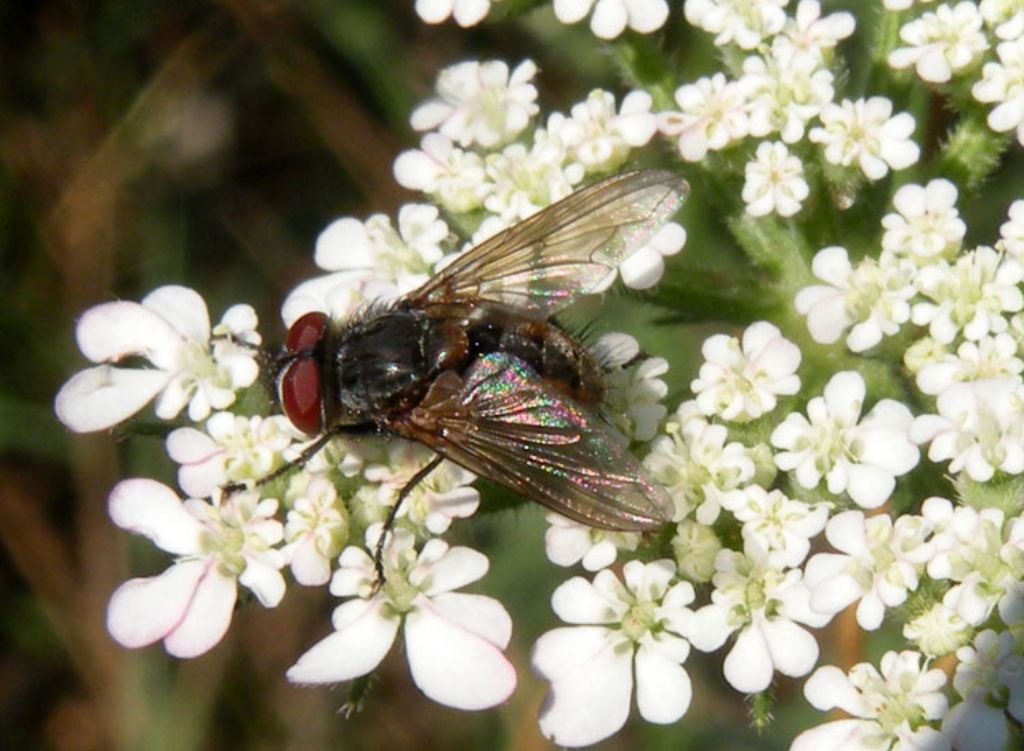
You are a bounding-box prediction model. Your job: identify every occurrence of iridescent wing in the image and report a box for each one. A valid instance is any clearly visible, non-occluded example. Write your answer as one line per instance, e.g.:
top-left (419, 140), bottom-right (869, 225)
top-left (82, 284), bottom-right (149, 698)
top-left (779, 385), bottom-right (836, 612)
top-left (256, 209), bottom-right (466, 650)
top-left (390, 352), bottom-right (674, 531)
top-left (411, 170), bottom-right (688, 317)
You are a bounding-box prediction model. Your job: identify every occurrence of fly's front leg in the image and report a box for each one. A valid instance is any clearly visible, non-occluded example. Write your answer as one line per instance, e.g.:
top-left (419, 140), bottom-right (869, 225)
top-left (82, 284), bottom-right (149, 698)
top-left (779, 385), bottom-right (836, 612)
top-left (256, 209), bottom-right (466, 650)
top-left (371, 454), bottom-right (444, 594)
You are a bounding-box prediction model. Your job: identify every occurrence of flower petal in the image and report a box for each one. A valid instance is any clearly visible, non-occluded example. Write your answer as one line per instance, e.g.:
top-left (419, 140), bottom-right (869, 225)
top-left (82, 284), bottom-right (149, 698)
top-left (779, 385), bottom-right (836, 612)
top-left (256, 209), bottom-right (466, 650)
top-left (429, 591), bottom-right (513, 649)
top-left (162, 565), bottom-right (238, 657)
top-left (106, 559), bottom-right (209, 650)
top-left (55, 365), bottom-right (172, 432)
top-left (287, 598), bottom-right (398, 683)
top-left (405, 594), bottom-right (517, 709)
top-left (108, 478), bottom-right (202, 555)
top-left (635, 642), bottom-right (691, 723)
top-left (723, 624), bottom-right (774, 692)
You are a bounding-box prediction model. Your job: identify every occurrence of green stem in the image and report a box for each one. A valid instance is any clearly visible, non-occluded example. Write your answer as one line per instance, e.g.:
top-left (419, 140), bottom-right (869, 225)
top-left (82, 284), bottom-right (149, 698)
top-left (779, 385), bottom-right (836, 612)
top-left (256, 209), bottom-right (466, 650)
top-left (936, 113), bottom-right (1013, 192)
top-left (612, 33), bottom-right (676, 111)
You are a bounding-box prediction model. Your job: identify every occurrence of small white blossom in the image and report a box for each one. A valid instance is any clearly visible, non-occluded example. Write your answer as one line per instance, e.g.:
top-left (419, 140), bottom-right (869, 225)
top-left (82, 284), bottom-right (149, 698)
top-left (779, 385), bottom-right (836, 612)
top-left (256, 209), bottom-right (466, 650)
top-left (280, 272), bottom-right (398, 331)
top-left (691, 321), bottom-right (801, 422)
top-left (904, 335), bottom-right (950, 375)
top-left (617, 221), bottom-right (687, 289)
top-left (166, 412), bottom-right (300, 498)
top-left (363, 442), bottom-right (479, 536)
top-left (105, 480), bottom-right (285, 658)
top-left (999, 199), bottom-right (1024, 256)
top-left (771, 371), bottom-right (920, 508)
top-left (912, 246), bottom-right (1024, 343)
top-left (549, 90), bottom-right (657, 174)
top-left (672, 519), bottom-right (722, 583)
top-left (920, 498), bottom-right (1024, 624)
top-left (684, 547), bottom-right (830, 693)
top-left (484, 134), bottom-right (582, 222)
top-left (282, 475), bottom-right (349, 586)
top-left (643, 406), bottom-right (760, 523)
top-left (411, 59), bottom-right (538, 149)
top-left (942, 629), bottom-right (1024, 751)
top-left (720, 485), bottom-right (828, 568)
top-left (903, 599), bottom-right (971, 657)
top-left (881, 179), bottom-right (966, 263)
top-left (795, 246), bottom-right (916, 353)
top-left (980, 0), bottom-right (1024, 40)
top-left (915, 333), bottom-right (1024, 394)
top-left (912, 380), bottom-right (1024, 482)
top-left (554, 0), bottom-right (669, 39)
top-left (601, 342), bottom-right (670, 441)
top-left (804, 511), bottom-right (933, 630)
top-left (772, 1), bottom-right (855, 66)
top-left (544, 513), bottom-right (639, 571)
top-left (288, 528), bottom-right (516, 710)
top-left (415, 0), bottom-right (495, 27)
top-left (794, 651), bottom-right (950, 751)
top-left (741, 51), bottom-right (835, 144)
top-left (809, 97), bottom-right (919, 180)
top-left (684, 0), bottom-right (788, 50)
top-left (532, 561), bottom-right (695, 747)
top-left (393, 132), bottom-right (491, 213)
top-left (658, 74), bottom-right (749, 162)
top-left (742, 141), bottom-right (809, 217)
top-left (312, 204), bottom-right (451, 293)
top-left (973, 37), bottom-right (1024, 147)
top-left (889, 2), bottom-right (989, 83)
top-left (55, 286), bottom-right (260, 432)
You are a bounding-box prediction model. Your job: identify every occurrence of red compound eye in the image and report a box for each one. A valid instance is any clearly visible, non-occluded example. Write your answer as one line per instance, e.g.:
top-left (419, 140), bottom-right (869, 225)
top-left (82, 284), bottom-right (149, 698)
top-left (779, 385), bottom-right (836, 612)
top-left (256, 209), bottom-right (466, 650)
top-left (285, 311), bottom-right (328, 353)
top-left (281, 357), bottom-right (323, 435)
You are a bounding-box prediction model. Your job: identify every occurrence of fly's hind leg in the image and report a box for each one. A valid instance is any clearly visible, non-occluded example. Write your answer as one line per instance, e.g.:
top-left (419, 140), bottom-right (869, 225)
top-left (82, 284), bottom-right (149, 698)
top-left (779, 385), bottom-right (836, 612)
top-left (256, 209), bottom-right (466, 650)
top-left (371, 454), bottom-right (445, 593)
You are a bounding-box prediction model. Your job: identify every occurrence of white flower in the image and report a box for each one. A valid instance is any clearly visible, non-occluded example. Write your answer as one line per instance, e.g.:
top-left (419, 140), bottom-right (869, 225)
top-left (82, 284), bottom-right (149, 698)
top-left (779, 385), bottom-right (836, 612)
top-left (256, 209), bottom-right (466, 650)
top-left (920, 498), bottom-right (1024, 625)
top-left (544, 513), bottom-right (639, 571)
top-left (691, 321), bottom-right (801, 422)
top-left (363, 442), bottom-right (479, 535)
top-left (554, 0), bottom-right (669, 39)
top-left (720, 485), bottom-right (828, 568)
top-left (903, 599), bottom-right (971, 657)
top-left (532, 560), bottom-right (695, 747)
top-left (279, 272), bottom-right (398, 330)
top-left (684, 0), bottom-right (788, 50)
top-left (881, 178), bottom-right (966, 263)
top-left (772, 1), bottom-right (856, 66)
top-left (684, 547), bottom-right (830, 693)
top-left (658, 74), bottom-right (749, 161)
top-left (282, 475), bottom-right (349, 586)
top-left (795, 246), bottom-right (916, 352)
top-left (804, 511), bottom-right (933, 630)
top-left (105, 479), bottom-right (285, 658)
top-left (809, 97), bottom-right (919, 180)
top-left (980, 0), bottom-right (1024, 41)
top-left (742, 141), bottom-right (809, 217)
top-left (942, 630), bottom-right (1024, 751)
top-left (312, 204), bottom-right (450, 293)
top-left (166, 412), bottom-right (299, 498)
top-left (794, 651), bottom-right (950, 751)
top-left (549, 89), bottom-right (657, 173)
top-left (393, 132), bottom-right (491, 213)
top-left (889, 2), bottom-right (989, 83)
top-left (973, 38), bottom-right (1024, 147)
top-left (617, 221), bottom-right (687, 289)
top-left (741, 51), bottom-right (835, 144)
top-left (643, 409), bottom-right (760, 524)
top-left (55, 286), bottom-right (260, 432)
top-left (771, 371), bottom-right (920, 508)
top-left (600, 342), bottom-right (670, 441)
top-left (411, 60), bottom-right (538, 149)
top-left (915, 334), bottom-right (1024, 394)
top-left (999, 199), bottom-right (1024, 256)
top-left (912, 246), bottom-right (1024, 343)
top-left (415, 0), bottom-right (495, 27)
top-left (483, 134), bottom-right (582, 222)
top-left (287, 528), bottom-right (516, 710)
top-left (671, 519), bottom-right (722, 583)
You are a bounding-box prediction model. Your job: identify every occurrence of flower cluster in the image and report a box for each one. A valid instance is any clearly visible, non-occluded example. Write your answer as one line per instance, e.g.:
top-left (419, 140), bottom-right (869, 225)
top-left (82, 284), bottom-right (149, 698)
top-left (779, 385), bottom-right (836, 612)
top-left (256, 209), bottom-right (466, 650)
top-left (53, 0), bottom-right (1024, 748)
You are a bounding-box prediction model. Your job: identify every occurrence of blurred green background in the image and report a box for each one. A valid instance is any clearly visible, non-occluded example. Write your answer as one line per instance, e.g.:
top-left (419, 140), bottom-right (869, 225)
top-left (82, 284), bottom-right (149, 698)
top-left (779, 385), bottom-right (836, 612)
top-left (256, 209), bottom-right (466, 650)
top-left (5, 1), bottom-right (1019, 750)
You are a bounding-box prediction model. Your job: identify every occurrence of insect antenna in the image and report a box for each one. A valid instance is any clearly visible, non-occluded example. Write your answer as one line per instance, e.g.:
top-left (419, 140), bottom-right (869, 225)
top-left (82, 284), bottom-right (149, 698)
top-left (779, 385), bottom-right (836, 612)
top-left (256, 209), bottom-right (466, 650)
top-left (371, 454), bottom-right (444, 593)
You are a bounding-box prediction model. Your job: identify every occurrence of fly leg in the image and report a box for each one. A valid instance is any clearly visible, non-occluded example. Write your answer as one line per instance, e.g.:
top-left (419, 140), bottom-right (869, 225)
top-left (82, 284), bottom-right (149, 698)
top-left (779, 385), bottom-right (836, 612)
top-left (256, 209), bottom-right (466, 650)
top-left (371, 454), bottom-right (444, 592)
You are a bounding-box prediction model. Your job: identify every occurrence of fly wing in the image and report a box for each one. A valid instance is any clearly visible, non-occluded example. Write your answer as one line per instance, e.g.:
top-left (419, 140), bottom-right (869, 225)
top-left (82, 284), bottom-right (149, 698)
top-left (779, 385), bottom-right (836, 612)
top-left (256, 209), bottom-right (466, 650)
top-left (391, 352), bottom-right (674, 531)
top-left (411, 170), bottom-right (688, 317)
